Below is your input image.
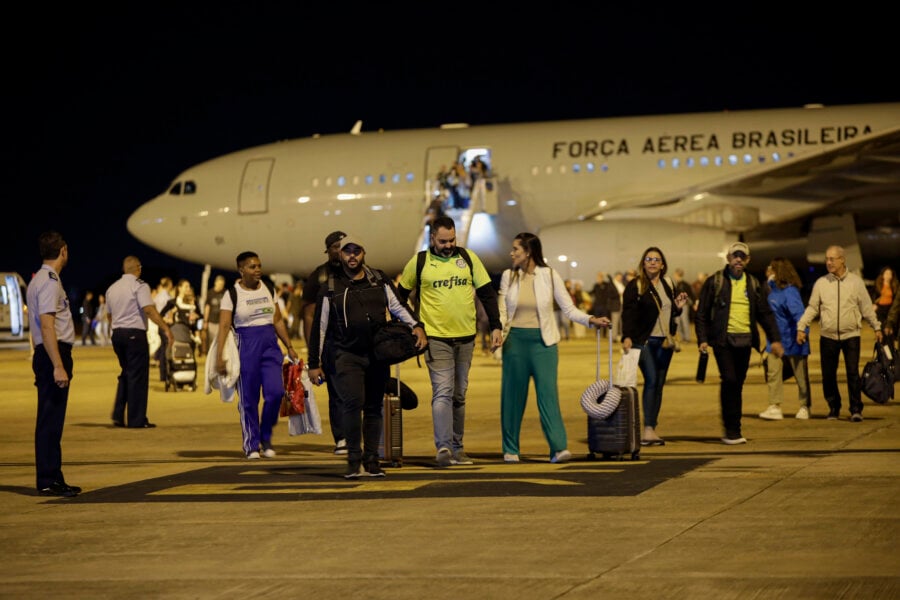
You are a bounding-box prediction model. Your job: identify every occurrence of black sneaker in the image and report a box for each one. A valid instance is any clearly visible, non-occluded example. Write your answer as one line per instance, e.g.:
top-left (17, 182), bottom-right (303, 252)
top-left (827, 408), bottom-right (840, 420)
top-left (366, 459), bottom-right (386, 477)
top-left (344, 462), bottom-right (363, 479)
top-left (38, 482), bottom-right (79, 497)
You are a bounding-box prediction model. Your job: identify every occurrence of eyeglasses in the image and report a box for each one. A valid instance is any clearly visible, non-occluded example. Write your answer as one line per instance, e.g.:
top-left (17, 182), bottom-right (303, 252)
top-left (342, 247), bottom-right (364, 256)
top-left (731, 252), bottom-right (748, 260)
top-left (644, 257), bottom-right (662, 263)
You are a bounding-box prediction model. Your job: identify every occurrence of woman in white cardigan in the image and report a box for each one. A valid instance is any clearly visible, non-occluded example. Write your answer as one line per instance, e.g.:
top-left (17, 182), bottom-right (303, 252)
top-left (497, 233), bottom-right (609, 463)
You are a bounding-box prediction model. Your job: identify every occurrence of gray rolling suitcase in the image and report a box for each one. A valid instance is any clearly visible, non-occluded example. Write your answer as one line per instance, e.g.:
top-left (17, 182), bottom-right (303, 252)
top-left (587, 328), bottom-right (641, 461)
top-left (378, 364), bottom-right (403, 467)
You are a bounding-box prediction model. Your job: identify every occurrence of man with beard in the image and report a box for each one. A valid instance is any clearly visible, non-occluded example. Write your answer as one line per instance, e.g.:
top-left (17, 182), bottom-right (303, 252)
top-left (695, 242), bottom-right (783, 445)
top-left (307, 235), bottom-right (426, 478)
top-left (302, 231), bottom-right (348, 455)
top-left (396, 215), bottom-right (503, 467)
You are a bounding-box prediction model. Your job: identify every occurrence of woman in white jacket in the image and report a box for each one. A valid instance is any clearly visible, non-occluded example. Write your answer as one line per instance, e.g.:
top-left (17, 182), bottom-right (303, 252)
top-left (498, 233), bottom-right (609, 463)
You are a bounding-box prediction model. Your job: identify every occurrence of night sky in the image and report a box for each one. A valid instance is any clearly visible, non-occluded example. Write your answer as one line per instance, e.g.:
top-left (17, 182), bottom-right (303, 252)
top-left (4, 5), bottom-right (894, 299)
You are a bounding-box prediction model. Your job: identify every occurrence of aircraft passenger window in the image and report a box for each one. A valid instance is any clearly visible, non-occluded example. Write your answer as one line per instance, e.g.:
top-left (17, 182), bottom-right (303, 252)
top-left (728, 155), bottom-right (738, 166)
top-left (586, 163), bottom-right (595, 173)
top-left (700, 156), bottom-right (709, 167)
top-left (559, 165), bottom-right (567, 174)
top-left (714, 156), bottom-right (723, 166)
top-left (337, 176), bottom-right (346, 187)
top-left (573, 164), bottom-right (581, 173)
top-left (743, 154), bottom-right (752, 164)
top-left (379, 174), bottom-right (386, 184)
top-left (312, 178), bottom-right (320, 187)
top-left (544, 166), bottom-right (552, 175)
top-left (405, 172), bottom-right (414, 182)
top-left (601, 164), bottom-right (608, 172)
top-left (392, 174), bottom-right (400, 183)
top-left (686, 157), bottom-right (695, 168)
top-left (758, 155), bottom-right (765, 164)
top-left (365, 175), bottom-right (373, 184)
top-left (772, 152), bottom-right (781, 162)
top-left (326, 177), bottom-right (333, 187)
top-left (672, 158), bottom-right (680, 169)
top-left (169, 182), bottom-right (182, 195)
top-left (352, 175), bottom-right (360, 185)
top-left (657, 159), bottom-right (665, 169)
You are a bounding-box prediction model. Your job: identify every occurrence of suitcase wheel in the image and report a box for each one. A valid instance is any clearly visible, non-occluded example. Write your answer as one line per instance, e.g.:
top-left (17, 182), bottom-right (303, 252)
top-left (631, 451), bottom-right (640, 461)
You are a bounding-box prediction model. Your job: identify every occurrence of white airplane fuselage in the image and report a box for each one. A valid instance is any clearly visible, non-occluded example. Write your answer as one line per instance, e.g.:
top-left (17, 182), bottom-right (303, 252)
top-left (128, 103), bottom-right (900, 283)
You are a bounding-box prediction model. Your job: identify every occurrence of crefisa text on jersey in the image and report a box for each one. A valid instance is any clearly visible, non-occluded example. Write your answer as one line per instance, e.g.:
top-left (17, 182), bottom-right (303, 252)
top-left (552, 124), bottom-right (874, 158)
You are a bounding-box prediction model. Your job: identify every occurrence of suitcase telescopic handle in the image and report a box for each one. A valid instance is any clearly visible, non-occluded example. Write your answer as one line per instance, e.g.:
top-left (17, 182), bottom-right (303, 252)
top-left (596, 325), bottom-right (613, 381)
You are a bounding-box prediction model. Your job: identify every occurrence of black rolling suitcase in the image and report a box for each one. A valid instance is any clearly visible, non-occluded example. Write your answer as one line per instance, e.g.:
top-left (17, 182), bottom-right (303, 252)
top-left (586, 327), bottom-right (641, 461)
top-left (378, 364), bottom-right (403, 467)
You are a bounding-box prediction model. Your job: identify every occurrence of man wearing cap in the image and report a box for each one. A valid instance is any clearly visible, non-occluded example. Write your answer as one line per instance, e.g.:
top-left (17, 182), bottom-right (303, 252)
top-left (796, 245), bottom-right (882, 422)
top-left (307, 235), bottom-right (427, 478)
top-left (695, 242), bottom-right (783, 444)
top-left (302, 231), bottom-right (349, 454)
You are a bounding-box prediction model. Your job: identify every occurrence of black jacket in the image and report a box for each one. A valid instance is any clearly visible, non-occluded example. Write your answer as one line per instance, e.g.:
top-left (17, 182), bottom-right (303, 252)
top-left (694, 267), bottom-right (780, 350)
top-left (622, 276), bottom-right (680, 345)
top-left (307, 267), bottom-right (419, 369)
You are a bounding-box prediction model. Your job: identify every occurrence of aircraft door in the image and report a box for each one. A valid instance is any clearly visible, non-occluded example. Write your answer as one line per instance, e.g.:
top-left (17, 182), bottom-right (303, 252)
top-left (239, 158), bottom-right (274, 214)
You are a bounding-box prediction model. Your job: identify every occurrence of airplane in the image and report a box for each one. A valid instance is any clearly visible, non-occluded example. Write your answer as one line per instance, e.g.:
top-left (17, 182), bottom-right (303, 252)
top-left (127, 102), bottom-right (900, 291)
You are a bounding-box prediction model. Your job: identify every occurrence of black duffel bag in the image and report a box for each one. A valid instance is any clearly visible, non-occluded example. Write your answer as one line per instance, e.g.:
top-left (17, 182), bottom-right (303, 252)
top-left (372, 320), bottom-right (425, 365)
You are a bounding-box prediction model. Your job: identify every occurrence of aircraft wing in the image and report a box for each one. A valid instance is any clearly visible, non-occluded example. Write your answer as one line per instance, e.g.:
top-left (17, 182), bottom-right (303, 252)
top-left (585, 124), bottom-right (900, 220)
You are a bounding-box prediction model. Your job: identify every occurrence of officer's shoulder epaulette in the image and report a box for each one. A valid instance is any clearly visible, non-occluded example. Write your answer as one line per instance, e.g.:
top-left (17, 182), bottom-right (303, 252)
top-left (48, 272), bottom-right (58, 281)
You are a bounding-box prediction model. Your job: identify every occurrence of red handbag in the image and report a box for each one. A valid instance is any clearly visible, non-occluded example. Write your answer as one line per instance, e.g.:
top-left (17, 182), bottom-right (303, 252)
top-left (280, 359), bottom-right (306, 417)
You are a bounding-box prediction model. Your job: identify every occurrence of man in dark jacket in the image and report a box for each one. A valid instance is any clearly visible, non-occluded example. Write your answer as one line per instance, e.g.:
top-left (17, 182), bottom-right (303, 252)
top-left (695, 242), bottom-right (783, 445)
top-left (307, 235), bottom-right (427, 479)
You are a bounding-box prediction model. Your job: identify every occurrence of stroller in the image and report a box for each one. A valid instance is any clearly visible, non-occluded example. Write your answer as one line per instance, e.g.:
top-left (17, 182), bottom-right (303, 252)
top-left (165, 322), bottom-right (198, 391)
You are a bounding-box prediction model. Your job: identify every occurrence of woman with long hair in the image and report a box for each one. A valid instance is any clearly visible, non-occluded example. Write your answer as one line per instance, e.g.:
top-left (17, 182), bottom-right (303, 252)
top-left (872, 265), bottom-right (898, 325)
top-left (621, 246), bottom-right (689, 446)
top-left (759, 257), bottom-right (812, 420)
top-left (497, 233), bottom-right (608, 463)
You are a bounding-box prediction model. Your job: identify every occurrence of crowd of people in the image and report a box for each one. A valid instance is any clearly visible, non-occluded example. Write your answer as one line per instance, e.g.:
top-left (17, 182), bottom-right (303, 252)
top-left (25, 225), bottom-right (896, 495)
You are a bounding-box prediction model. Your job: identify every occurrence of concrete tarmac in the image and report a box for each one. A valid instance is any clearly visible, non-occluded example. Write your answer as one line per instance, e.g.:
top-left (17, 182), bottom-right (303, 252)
top-left (0, 326), bottom-right (897, 599)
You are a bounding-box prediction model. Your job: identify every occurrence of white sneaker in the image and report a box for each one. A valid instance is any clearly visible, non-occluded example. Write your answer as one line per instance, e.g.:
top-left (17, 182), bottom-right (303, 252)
top-left (435, 447), bottom-right (452, 467)
top-left (550, 449), bottom-right (572, 463)
top-left (758, 405), bottom-right (784, 420)
top-left (721, 436), bottom-right (747, 445)
top-left (795, 406), bottom-right (810, 420)
top-left (334, 439), bottom-right (348, 455)
top-left (503, 453), bottom-right (520, 463)
top-left (247, 451), bottom-right (261, 459)
top-left (261, 442), bottom-right (275, 458)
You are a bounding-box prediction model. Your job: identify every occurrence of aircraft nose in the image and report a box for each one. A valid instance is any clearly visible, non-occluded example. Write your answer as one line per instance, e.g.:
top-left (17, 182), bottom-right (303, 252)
top-left (127, 196), bottom-right (162, 245)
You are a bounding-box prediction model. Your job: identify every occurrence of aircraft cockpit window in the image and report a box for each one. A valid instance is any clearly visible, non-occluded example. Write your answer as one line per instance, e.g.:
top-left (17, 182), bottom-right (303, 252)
top-left (184, 181), bottom-right (196, 194)
top-left (337, 176), bottom-right (347, 187)
top-left (169, 182), bottom-right (182, 195)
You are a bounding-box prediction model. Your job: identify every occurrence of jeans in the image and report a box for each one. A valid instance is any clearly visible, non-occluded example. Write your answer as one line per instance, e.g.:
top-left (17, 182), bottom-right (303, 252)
top-left (820, 336), bottom-right (862, 415)
top-left (637, 337), bottom-right (674, 429)
top-left (426, 338), bottom-right (474, 452)
top-left (712, 343), bottom-right (752, 438)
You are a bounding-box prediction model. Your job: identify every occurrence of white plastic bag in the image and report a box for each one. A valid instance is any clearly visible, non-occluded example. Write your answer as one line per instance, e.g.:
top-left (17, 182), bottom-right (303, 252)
top-left (288, 365), bottom-right (322, 435)
top-left (615, 349), bottom-right (641, 387)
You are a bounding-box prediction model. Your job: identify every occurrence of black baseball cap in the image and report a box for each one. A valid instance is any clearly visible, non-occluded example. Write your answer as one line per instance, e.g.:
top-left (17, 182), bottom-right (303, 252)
top-left (324, 231), bottom-right (346, 252)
